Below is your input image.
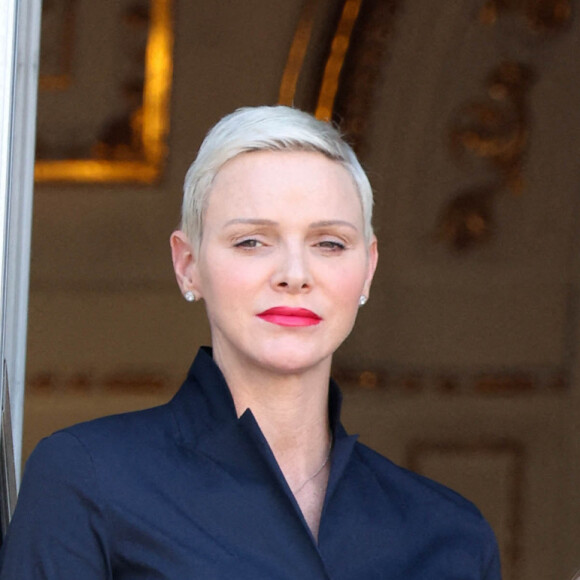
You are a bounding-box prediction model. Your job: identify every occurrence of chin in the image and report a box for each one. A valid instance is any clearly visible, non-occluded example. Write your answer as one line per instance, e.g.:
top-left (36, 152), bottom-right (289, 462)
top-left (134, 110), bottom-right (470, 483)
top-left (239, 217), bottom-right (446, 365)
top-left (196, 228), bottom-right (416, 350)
top-left (254, 341), bottom-right (335, 376)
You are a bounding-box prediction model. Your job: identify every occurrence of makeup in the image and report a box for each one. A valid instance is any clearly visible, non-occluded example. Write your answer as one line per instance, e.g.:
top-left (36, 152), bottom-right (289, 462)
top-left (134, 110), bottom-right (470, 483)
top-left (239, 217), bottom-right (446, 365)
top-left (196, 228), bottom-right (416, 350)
top-left (257, 307), bottom-right (322, 327)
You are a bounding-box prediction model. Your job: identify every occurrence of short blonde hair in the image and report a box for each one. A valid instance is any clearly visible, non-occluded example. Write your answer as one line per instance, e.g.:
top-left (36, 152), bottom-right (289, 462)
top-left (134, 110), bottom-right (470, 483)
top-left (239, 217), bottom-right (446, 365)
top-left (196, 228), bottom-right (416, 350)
top-left (181, 106), bottom-right (374, 247)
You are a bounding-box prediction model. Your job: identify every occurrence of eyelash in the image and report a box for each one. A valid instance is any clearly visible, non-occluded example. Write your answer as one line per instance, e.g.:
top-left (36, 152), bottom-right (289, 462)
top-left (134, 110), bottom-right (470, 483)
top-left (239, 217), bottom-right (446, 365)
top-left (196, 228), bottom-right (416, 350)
top-left (232, 238), bottom-right (347, 252)
top-left (317, 240), bottom-right (346, 251)
top-left (234, 238), bottom-right (264, 249)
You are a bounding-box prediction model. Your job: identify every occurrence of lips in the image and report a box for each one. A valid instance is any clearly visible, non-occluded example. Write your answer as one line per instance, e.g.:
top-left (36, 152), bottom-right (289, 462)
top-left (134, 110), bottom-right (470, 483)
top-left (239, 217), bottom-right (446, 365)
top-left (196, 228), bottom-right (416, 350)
top-left (257, 307), bottom-right (322, 327)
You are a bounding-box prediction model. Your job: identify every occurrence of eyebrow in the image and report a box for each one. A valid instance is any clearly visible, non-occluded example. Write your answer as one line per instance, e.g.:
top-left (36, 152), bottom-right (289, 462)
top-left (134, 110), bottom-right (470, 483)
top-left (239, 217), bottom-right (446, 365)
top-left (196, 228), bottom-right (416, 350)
top-left (223, 218), bottom-right (359, 231)
top-left (309, 220), bottom-right (359, 231)
top-left (224, 218), bottom-right (276, 227)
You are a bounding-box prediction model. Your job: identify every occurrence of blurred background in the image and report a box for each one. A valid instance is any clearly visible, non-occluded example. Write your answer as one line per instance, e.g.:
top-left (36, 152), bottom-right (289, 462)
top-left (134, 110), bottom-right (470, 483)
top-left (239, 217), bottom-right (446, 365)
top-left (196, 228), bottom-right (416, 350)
top-left (25, 1), bottom-right (580, 578)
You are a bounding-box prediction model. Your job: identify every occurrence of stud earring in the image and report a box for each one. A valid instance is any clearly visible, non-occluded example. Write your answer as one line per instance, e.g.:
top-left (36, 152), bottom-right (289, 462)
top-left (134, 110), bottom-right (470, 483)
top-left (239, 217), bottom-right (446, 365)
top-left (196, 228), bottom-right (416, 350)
top-left (184, 291), bottom-right (195, 302)
top-left (359, 295), bottom-right (367, 307)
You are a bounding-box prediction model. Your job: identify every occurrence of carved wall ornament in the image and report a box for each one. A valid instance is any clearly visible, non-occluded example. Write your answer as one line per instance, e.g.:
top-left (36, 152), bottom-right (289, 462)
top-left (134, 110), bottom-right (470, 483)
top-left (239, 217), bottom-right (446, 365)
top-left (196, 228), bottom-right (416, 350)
top-left (28, 365), bottom-right (567, 396)
top-left (436, 186), bottom-right (495, 251)
top-left (35, 0), bottom-right (173, 184)
top-left (479, 0), bottom-right (572, 35)
top-left (449, 61), bottom-right (534, 195)
top-left (331, 0), bottom-right (402, 153)
top-left (28, 370), bottom-right (168, 394)
top-left (438, 2), bottom-right (572, 251)
top-left (438, 61), bottom-right (535, 251)
top-left (277, 0), bottom-right (319, 108)
top-left (315, 0), bottom-right (364, 122)
top-left (279, 0), bottom-right (365, 121)
top-left (332, 364), bottom-right (567, 395)
top-left (279, 0), bottom-right (401, 152)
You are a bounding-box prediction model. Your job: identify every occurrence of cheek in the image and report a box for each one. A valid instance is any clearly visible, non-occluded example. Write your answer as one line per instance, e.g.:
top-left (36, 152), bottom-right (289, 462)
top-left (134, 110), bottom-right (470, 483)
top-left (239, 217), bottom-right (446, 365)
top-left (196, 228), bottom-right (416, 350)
top-left (200, 257), bottom-right (266, 307)
top-left (222, 261), bottom-right (266, 290)
top-left (321, 260), bottom-right (367, 300)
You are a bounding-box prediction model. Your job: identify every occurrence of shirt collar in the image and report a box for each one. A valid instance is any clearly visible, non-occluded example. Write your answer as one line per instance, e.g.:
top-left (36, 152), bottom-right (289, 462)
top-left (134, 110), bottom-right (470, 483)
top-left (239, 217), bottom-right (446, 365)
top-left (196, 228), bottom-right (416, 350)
top-left (172, 346), bottom-right (351, 443)
top-left (170, 347), bottom-right (358, 549)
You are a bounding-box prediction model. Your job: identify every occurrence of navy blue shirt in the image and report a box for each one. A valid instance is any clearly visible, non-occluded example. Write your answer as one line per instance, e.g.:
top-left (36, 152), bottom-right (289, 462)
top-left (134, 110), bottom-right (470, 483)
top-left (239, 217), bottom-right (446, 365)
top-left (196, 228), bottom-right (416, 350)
top-left (0, 348), bottom-right (501, 578)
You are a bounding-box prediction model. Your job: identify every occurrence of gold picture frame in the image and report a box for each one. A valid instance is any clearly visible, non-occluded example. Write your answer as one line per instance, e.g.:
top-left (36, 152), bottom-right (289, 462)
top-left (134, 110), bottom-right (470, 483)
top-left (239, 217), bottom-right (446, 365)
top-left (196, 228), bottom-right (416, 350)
top-left (35, 0), bottom-right (173, 184)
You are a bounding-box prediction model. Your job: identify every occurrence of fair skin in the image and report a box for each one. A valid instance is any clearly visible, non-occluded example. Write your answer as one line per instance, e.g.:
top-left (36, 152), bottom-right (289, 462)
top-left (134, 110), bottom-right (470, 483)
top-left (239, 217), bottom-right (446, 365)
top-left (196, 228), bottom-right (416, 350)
top-left (171, 150), bottom-right (378, 539)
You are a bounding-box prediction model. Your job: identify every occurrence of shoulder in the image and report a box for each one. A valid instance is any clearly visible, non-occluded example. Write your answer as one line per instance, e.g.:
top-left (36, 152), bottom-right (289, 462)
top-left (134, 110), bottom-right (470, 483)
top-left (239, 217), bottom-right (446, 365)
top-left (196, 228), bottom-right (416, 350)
top-left (0, 407), bottom-right (176, 576)
top-left (350, 441), bottom-right (497, 544)
top-left (25, 400), bottom-right (179, 486)
top-left (64, 400), bottom-right (175, 446)
top-left (327, 440), bottom-right (501, 579)
top-left (350, 442), bottom-right (499, 575)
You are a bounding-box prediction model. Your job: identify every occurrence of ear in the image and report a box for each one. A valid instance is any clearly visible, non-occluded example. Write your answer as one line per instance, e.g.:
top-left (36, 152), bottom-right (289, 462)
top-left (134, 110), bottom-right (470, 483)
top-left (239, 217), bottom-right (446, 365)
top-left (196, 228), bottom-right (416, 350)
top-left (170, 230), bottom-right (201, 298)
top-left (362, 235), bottom-right (378, 299)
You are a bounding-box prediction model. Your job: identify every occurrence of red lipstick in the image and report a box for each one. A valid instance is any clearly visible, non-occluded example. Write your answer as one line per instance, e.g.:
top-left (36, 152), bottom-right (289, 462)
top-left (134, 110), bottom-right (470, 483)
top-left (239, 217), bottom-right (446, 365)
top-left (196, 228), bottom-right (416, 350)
top-left (257, 307), bottom-right (322, 327)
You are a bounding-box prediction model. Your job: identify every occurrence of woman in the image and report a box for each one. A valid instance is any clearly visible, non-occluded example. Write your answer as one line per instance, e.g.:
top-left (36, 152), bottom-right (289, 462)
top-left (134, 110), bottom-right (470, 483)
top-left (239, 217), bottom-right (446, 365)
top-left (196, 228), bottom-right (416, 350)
top-left (0, 106), bottom-right (501, 578)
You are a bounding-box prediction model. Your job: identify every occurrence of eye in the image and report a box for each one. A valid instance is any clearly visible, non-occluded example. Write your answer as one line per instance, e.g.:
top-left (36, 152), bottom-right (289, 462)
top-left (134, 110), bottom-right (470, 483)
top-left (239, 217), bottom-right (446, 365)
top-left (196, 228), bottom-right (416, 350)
top-left (316, 240), bottom-right (346, 251)
top-left (234, 238), bottom-right (263, 249)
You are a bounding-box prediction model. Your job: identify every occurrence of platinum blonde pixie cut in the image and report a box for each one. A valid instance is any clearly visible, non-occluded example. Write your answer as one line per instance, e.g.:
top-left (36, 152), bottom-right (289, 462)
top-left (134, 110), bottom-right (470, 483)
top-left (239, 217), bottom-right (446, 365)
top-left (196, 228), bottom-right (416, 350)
top-left (181, 105), bottom-right (374, 247)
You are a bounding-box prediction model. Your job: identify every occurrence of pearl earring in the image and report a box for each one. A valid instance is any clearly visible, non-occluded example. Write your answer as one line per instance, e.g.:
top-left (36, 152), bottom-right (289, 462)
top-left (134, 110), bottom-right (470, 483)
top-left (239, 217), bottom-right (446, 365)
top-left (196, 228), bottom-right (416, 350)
top-left (184, 291), bottom-right (195, 302)
top-left (359, 295), bottom-right (367, 307)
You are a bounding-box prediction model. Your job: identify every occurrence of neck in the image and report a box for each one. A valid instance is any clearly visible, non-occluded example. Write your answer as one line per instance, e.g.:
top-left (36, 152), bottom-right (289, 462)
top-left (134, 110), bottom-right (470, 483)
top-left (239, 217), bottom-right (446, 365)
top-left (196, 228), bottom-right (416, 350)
top-left (212, 348), bottom-right (334, 540)
top-left (212, 348), bottom-right (333, 489)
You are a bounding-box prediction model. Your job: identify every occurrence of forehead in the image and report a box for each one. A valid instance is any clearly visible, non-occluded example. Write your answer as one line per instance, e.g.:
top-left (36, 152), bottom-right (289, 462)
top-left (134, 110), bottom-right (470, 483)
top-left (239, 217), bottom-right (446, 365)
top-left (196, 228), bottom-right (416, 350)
top-left (206, 150), bottom-right (361, 217)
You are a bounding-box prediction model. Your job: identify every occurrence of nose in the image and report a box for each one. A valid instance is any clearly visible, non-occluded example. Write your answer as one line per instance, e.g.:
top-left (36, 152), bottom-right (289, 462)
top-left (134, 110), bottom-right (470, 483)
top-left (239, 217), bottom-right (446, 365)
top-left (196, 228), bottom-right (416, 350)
top-left (272, 244), bottom-right (312, 293)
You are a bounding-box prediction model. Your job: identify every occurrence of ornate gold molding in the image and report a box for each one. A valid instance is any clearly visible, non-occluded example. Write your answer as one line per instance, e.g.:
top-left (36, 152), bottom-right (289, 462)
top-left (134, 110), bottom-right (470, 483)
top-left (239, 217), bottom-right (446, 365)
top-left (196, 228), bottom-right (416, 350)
top-left (315, 0), bottom-right (363, 121)
top-left (27, 365), bottom-right (567, 395)
top-left (35, 0), bottom-right (173, 184)
top-left (278, 0), bottom-right (318, 107)
top-left (279, 0), bottom-right (364, 119)
top-left (280, 0), bottom-right (400, 152)
top-left (450, 61), bottom-right (533, 196)
top-left (28, 370), bottom-right (169, 394)
top-left (332, 365), bottom-right (567, 394)
top-left (479, 0), bottom-right (572, 34)
top-left (437, 0), bottom-right (573, 251)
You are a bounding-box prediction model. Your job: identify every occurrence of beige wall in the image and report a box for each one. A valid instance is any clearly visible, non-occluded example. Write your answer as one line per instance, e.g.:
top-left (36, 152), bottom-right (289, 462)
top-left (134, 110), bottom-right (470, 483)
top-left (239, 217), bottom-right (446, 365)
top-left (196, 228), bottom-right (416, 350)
top-left (26, 2), bottom-right (580, 578)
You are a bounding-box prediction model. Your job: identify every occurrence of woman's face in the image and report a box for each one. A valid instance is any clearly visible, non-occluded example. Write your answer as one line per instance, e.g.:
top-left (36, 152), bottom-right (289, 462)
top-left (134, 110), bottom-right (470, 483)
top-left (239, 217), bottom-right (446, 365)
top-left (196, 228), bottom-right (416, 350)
top-left (173, 150), bottom-right (378, 377)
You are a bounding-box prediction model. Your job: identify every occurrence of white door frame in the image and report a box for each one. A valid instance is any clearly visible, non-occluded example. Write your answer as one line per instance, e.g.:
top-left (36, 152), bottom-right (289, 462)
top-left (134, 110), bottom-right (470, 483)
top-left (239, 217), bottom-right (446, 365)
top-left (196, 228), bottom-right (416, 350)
top-left (0, 0), bottom-right (41, 520)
